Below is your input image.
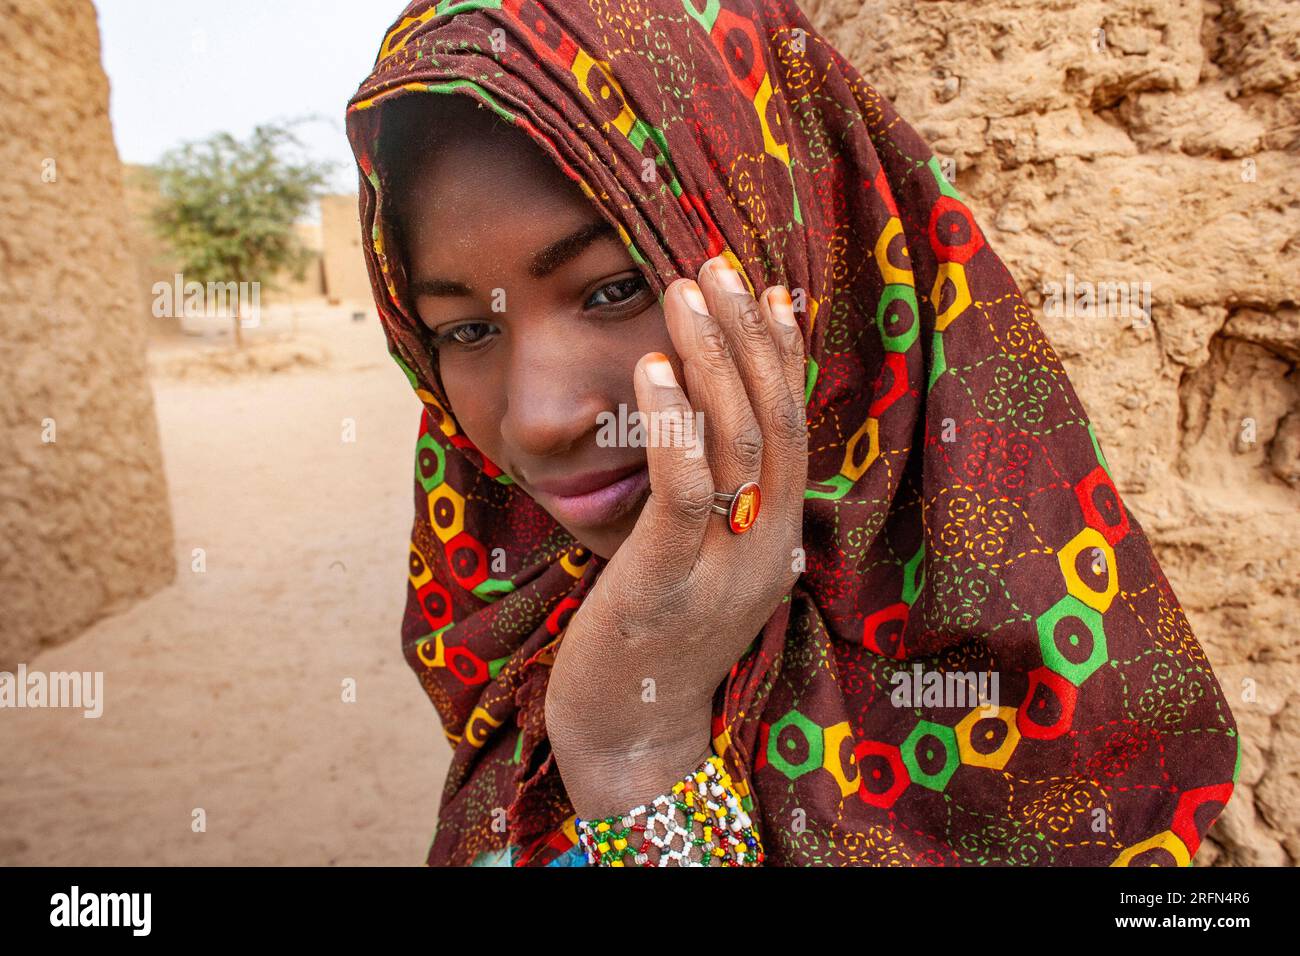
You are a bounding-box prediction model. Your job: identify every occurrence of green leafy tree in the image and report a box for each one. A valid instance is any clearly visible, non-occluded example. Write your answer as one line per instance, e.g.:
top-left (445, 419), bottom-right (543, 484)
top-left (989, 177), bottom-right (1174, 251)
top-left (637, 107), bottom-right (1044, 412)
top-left (150, 122), bottom-right (335, 347)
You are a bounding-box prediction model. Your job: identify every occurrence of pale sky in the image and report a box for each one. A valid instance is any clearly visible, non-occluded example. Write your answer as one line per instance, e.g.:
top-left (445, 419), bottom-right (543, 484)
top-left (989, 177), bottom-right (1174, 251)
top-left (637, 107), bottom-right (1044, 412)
top-left (96, 0), bottom-right (401, 193)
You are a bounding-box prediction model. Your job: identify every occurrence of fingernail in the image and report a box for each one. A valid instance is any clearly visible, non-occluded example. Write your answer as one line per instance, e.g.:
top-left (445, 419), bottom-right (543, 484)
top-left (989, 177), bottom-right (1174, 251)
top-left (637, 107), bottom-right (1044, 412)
top-left (713, 260), bottom-right (747, 294)
top-left (681, 281), bottom-right (707, 314)
top-left (645, 356), bottom-right (677, 386)
top-left (770, 286), bottom-right (797, 326)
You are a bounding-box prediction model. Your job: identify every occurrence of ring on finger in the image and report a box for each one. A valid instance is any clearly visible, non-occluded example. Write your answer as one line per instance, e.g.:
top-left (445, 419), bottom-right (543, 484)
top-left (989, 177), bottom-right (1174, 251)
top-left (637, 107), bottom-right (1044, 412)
top-left (711, 481), bottom-right (762, 534)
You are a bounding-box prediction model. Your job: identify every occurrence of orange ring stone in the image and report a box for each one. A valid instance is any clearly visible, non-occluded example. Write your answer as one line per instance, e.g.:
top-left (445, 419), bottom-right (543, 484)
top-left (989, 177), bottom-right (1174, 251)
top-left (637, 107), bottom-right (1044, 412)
top-left (728, 481), bottom-right (761, 534)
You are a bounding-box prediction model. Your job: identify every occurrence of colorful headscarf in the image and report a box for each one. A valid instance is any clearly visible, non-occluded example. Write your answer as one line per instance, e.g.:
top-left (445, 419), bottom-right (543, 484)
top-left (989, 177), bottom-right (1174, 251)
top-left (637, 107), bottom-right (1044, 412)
top-left (345, 0), bottom-right (1240, 866)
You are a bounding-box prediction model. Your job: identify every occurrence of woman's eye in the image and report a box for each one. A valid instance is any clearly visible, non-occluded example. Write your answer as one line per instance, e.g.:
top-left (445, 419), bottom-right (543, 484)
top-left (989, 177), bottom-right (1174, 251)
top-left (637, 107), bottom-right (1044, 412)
top-left (586, 275), bottom-right (649, 308)
top-left (432, 322), bottom-right (495, 349)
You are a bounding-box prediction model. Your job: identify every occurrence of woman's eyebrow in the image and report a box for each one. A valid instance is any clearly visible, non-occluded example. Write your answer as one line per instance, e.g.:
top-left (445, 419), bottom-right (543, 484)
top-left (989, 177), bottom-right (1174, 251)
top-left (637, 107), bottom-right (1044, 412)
top-left (408, 277), bottom-right (472, 298)
top-left (529, 218), bottom-right (618, 278)
top-left (408, 219), bottom-right (619, 299)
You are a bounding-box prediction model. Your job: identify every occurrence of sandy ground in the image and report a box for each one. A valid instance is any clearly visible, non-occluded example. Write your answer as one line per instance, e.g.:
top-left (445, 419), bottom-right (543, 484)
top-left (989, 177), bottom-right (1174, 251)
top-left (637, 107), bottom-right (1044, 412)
top-left (0, 301), bottom-right (451, 865)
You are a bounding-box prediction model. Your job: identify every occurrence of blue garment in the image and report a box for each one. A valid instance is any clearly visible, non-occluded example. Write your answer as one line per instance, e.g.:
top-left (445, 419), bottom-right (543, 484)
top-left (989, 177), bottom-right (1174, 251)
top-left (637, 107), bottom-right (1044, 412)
top-left (468, 842), bottom-right (589, 866)
top-left (543, 844), bottom-right (589, 866)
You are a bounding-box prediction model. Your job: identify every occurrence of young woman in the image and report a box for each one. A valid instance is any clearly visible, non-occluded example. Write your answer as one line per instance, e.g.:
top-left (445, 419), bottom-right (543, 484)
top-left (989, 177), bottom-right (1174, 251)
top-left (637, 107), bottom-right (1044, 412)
top-left (345, 0), bottom-right (1240, 866)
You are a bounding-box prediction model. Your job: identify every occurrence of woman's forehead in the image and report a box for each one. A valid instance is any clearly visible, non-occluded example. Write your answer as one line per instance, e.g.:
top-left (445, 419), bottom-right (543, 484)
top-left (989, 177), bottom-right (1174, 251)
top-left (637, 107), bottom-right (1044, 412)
top-left (385, 121), bottom-right (597, 264)
top-left (381, 94), bottom-right (580, 205)
top-left (379, 93), bottom-right (519, 179)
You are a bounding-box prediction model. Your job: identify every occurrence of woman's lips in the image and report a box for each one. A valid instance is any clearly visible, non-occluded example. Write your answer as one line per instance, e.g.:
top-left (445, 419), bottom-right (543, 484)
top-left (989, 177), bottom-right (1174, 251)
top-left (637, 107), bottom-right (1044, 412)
top-left (528, 464), bottom-right (650, 529)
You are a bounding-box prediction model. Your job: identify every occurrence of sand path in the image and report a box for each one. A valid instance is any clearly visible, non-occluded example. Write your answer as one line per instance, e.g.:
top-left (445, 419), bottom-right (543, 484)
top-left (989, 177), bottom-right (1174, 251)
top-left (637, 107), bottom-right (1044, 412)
top-left (0, 305), bottom-right (450, 865)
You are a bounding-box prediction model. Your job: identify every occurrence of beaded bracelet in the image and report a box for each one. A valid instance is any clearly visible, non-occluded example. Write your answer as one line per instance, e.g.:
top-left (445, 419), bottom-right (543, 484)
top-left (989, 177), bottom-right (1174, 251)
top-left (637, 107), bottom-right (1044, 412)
top-left (573, 752), bottom-right (764, 866)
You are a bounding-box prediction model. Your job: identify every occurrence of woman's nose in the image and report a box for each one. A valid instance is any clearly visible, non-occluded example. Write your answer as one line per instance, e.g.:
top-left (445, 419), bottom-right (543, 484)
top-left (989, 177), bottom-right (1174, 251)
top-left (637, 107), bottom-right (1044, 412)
top-left (498, 331), bottom-right (609, 462)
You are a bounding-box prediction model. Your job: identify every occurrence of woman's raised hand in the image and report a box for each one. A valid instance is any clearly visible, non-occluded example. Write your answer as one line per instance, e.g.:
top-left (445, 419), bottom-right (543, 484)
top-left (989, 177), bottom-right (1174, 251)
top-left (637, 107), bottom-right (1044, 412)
top-left (545, 255), bottom-right (808, 819)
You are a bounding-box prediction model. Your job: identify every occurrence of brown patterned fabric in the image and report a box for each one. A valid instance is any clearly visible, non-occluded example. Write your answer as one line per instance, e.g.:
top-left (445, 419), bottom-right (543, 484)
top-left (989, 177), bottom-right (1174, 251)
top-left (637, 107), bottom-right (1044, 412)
top-left (344, 0), bottom-right (1240, 866)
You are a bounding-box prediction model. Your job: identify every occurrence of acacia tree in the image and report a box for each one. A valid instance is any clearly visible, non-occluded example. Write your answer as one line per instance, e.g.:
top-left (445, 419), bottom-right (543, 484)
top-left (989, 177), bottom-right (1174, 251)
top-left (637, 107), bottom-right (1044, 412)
top-left (150, 123), bottom-right (334, 347)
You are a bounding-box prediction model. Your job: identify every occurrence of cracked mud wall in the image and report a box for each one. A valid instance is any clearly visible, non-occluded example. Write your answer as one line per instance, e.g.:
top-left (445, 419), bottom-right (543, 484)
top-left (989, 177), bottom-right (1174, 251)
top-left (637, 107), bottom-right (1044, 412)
top-left (801, 0), bottom-right (1299, 864)
top-left (0, 0), bottom-right (175, 666)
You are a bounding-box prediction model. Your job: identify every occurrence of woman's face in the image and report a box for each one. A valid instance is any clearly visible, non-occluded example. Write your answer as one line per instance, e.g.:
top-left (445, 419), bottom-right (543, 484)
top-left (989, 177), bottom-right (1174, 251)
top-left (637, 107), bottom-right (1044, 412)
top-left (390, 105), bottom-right (677, 559)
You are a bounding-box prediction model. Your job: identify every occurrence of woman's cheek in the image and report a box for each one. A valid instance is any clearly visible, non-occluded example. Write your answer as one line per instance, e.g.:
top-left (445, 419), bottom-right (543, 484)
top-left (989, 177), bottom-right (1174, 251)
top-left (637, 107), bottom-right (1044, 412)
top-left (439, 359), bottom-right (508, 467)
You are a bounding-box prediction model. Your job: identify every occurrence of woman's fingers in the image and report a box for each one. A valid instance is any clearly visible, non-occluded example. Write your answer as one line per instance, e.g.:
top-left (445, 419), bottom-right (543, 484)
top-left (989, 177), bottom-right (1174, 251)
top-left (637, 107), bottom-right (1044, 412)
top-left (695, 258), bottom-right (807, 516)
top-left (663, 276), bottom-right (764, 505)
top-left (616, 351), bottom-right (714, 579)
top-left (761, 285), bottom-right (809, 419)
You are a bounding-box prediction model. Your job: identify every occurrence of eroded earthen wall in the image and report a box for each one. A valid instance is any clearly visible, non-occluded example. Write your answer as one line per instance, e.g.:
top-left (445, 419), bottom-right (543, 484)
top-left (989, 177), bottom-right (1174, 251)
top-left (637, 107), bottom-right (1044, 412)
top-left (0, 0), bottom-right (175, 666)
